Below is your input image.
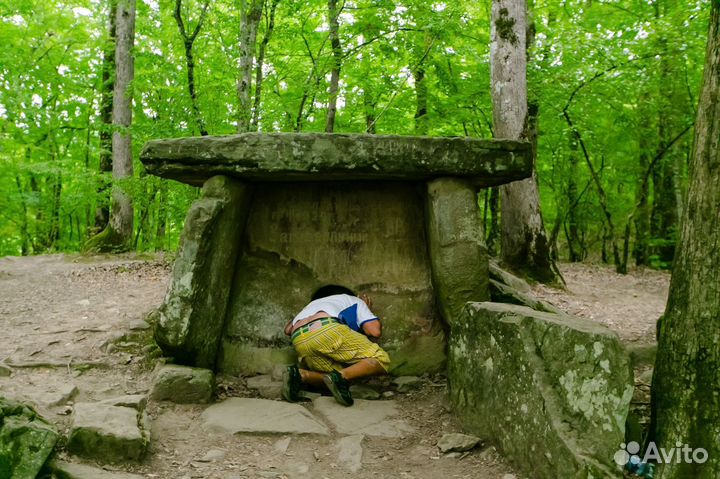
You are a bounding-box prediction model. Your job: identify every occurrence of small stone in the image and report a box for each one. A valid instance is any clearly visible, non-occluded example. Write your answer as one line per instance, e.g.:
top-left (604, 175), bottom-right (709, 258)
top-left (274, 437), bottom-right (291, 454)
top-left (392, 376), bottom-right (422, 393)
top-left (150, 364), bottom-right (214, 404)
top-left (128, 319), bottom-right (151, 331)
top-left (502, 475), bottom-right (517, 479)
top-left (437, 433), bottom-right (481, 453)
top-left (381, 391), bottom-right (395, 398)
top-left (245, 374), bottom-right (282, 399)
top-left (271, 364), bottom-right (287, 381)
top-left (106, 343), bottom-right (117, 354)
top-left (101, 394), bottom-right (148, 411)
top-left (198, 448), bottom-right (226, 462)
top-left (350, 384), bottom-right (380, 400)
top-left (76, 299), bottom-right (91, 306)
top-left (47, 384), bottom-right (79, 407)
top-left (337, 434), bottom-right (364, 472)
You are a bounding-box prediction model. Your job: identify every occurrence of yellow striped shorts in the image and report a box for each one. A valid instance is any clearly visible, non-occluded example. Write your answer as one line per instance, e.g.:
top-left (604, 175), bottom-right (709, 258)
top-left (292, 322), bottom-right (390, 373)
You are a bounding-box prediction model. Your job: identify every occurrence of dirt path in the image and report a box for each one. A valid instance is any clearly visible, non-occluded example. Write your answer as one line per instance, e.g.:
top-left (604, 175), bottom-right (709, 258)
top-left (0, 254), bottom-right (515, 479)
top-left (0, 255), bottom-right (669, 478)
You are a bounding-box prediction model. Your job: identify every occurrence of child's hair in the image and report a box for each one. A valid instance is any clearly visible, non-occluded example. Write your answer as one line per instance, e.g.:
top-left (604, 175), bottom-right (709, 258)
top-left (311, 284), bottom-right (355, 300)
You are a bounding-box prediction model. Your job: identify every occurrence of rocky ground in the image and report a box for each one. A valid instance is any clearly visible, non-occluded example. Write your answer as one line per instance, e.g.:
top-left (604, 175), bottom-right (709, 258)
top-left (0, 254), bottom-right (669, 479)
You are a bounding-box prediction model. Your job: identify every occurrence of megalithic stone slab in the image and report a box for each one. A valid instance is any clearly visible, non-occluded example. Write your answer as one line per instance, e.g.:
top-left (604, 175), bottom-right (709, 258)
top-left (448, 302), bottom-right (633, 479)
top-left (0, 398), bottom-right (59, 479)
top-left (140, 133), bottom-right (532, 187)
top-left (155, 175), bottom-right (252, 368)
top-left (426, 177), bottom-right (489, 326)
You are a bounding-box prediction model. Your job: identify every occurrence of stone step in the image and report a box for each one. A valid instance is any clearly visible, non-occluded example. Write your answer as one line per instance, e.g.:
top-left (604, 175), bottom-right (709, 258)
top-left (201, 398), bottom-right (329, 435)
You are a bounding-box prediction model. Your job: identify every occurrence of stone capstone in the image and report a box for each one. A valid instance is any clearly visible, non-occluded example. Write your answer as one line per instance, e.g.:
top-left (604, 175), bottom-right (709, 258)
top-left (437, 433), bottom-right (481, 453)
top-left (201, 398), bottom-right (329, 435)
top-left (154, 175), bottom-right (252, 368)
top-left (67, 403), bottom-right (149, 462)
top-left (140, 133), bottom-right (532, 187)
top-left (50, 460), bottom-right (145, 479)
top-left (312, 397), bottom-right (414, 438)
top-left (0, 397), bottom-right (59, 479)
top-left (426, 178), bottom-right (489, 326)
top-left (448, 302), bottom-right (633, 479)
top-left (150, 365), bottom-right (214, 404)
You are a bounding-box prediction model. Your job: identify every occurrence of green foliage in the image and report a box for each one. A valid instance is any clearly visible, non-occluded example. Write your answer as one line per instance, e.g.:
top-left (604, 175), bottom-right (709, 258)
top-left (0, 0), bottom-right (712, 263)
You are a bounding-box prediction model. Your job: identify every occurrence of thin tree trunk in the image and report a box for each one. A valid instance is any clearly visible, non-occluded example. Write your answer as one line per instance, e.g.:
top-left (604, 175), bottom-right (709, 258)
top-left (237, 0), bottom-right (263, 133)
top-left (413, 65), bottom-right (427, 135)
top-left (364, 88), bottom-right (376, 134)
top-left (492, 0), bottom-right (561, 284)
top-left (86, 0), bottom-right (136, 252)
top-left (15, 175), bottom-right (31, 255)
top-left (325, 0), bottom-right (342, 133)
top-left (650, 4), bottom-right (720, 477)
top-left (174, 0), bottom-right (210, 136)
top-left (251, 0), bottom-right (280, 130)
top-left (95, 0), bottom-right (117, 232)
top-left (567, 130), bottom-right (582, 261)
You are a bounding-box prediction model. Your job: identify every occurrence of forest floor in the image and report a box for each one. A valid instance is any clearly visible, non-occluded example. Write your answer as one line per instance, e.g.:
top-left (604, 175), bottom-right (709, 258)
top-left (0, 254), bottom-right (669, 479)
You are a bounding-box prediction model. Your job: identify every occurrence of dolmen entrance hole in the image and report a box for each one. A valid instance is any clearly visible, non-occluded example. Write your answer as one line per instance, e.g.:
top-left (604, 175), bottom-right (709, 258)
top-left (141, 133), bottom-right (531, 376)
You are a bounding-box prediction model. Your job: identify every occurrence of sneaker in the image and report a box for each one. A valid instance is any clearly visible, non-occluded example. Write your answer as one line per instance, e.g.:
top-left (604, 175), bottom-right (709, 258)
top-left (281, 365), bottom-right (302, 402)
top-left (323, 370), bottom-right (354, 406)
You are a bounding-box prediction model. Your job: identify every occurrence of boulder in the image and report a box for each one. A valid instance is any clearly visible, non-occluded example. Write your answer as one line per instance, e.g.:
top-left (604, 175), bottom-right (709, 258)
top-left (448, 302), bottom-right (633, 479)
top-left (0, 397), bottom-right (59, 479)
top-left (437, 433), bottom-right (481, 453)
top-left (150, 365), bottom-right (214, 404)
top-left (67, 403), bottom-right (149, 462)
top-left (154, 175), bottom-right (252, 368)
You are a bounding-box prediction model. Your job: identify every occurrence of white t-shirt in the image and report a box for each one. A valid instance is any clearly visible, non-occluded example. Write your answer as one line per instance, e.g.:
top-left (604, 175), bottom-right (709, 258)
top-left (292, 294), bottom-right (378, 333)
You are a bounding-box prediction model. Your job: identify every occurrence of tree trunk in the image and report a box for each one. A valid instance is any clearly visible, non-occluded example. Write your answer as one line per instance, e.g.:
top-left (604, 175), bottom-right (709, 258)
top-left (251, 0), bottom-right (280, 130)
top-left (237, 0), bottom-right (263, 133)
top-left (94, 0), bottom-right (117, 232)
top-left (86, 0), bottom-right (135, 252)
top-left (174, 0), bottom-right (210, 136)
top-left (491, 0), bottom-right (560, 284)
top-left (650, 4), bottom-right (720, 477)
top-left (413, 65), bottom-right (428, 135)
top-left (566, 129), bottom-right (583, 262)
top-left (325, 0), bottom-right (342, 133)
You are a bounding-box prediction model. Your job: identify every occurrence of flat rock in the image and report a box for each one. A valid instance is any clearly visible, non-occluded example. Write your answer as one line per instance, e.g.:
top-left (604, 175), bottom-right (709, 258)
top-left (197, 448), bottom-right (226, 462)
top-left (150, 364), bottom-right (214, 404)
top-left (337, 434), bottom-right (364, 472)
top-left (437, 433), bottom-right (481, 453)
top-left (201, 398), bottom-right (329, 435)
top-left (67, 403), bottom-right (149, 462)
top-left (50, 460), bottom-right (145, 479)
top-left (246, 375), bottom-right (282, 399)
top-left (312, 397), bottom-right (414, 437)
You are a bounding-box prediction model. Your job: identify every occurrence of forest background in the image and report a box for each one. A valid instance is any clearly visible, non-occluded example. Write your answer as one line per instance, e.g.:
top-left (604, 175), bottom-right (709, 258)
top-left (0, 0), bottom-right (711, 273)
